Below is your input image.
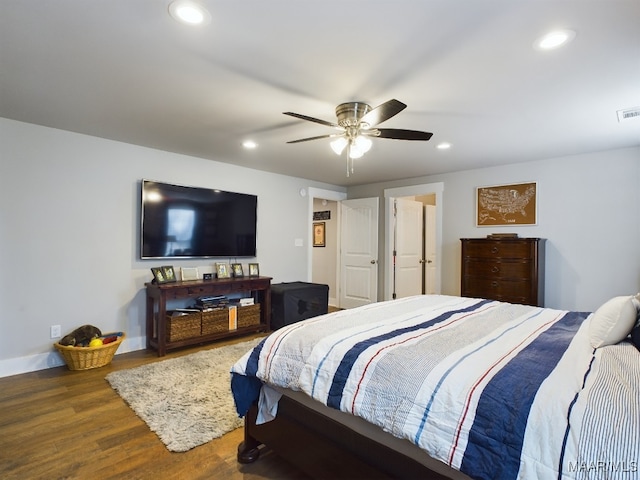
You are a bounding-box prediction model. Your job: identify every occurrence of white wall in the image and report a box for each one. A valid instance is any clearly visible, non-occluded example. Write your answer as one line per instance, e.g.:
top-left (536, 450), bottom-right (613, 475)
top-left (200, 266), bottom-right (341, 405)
top-left (348, 147), bottom-right (640, 312)
top-left (0, 118), bottom-right (344, 376)
top-left (2, 116), bottom-right (637, 377)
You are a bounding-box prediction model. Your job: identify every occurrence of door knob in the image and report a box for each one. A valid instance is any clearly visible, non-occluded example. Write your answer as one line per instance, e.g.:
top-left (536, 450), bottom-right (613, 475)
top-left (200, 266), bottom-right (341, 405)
top-left (370, 260), bottom-right (377, 264)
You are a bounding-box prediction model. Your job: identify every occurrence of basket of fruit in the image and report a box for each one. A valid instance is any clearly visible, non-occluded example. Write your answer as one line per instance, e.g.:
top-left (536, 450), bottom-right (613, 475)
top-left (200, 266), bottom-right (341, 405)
top-left (54, 331), bottom-right (125, 371)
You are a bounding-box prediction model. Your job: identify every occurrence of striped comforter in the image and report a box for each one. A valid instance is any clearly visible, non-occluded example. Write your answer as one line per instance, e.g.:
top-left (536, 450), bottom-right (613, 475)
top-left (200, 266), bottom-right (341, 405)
top-left (231, 295), bottom-right (640, 480)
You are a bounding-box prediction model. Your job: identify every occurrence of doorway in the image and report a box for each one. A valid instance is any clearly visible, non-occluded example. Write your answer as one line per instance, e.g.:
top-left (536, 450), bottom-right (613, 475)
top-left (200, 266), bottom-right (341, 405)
top-left (307, 187), bottom-right (347, 308)
top-left (306, 183), bottom-right (443, 307)
top-left (392, 196), bottom-right (437, 298)
top-left (311, 197), bottom-right (338, 306)
top-left (384, 182), bottom-right (444, 301)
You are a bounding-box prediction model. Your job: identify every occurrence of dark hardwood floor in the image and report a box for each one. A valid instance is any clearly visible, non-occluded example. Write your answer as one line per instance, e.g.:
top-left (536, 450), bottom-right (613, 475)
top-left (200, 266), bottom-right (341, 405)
top-left (0, 334), bottom-right (311, 480)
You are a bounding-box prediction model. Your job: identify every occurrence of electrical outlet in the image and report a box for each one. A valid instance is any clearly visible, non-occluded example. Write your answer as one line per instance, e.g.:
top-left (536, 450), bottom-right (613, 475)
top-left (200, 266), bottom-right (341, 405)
top-left (50, 325), bottom-right (62, 339)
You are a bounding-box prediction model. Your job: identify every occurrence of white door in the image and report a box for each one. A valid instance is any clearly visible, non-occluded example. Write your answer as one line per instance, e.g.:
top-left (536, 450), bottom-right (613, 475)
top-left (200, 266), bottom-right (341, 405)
top-left (339, 197), bottom-right (379, 308)
top-left (424, 204), bottom-right (437, 294)
top-left (394, 198), bottom-right (423, 298)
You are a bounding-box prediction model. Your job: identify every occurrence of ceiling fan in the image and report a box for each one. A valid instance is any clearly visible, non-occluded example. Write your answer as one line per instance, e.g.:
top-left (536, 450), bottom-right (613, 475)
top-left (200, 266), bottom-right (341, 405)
top-left (284, 99), bottom-right (433, 176)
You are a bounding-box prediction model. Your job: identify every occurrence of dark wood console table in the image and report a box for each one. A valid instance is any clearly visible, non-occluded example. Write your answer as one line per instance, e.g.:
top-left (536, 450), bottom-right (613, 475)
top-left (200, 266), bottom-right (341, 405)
top-left (145, 276), bottom-right (271, 356)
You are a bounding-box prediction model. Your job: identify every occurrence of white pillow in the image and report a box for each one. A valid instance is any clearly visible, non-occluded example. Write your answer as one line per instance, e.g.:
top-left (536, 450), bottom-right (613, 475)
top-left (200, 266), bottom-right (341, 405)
top-left (589, 296), bottom-right (638, 348)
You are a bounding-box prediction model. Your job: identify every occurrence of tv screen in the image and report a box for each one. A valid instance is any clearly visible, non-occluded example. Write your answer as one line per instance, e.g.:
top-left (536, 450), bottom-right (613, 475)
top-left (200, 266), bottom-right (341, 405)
top-left (140, 180), bottom-right (257, 259)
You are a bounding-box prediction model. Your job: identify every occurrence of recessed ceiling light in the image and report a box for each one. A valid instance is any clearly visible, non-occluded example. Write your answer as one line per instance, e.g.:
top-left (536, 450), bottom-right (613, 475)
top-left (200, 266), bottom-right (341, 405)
top-left (243, 140), bottom-right (258, 149)
top-left (436, 142), bottom-right (451, 150)
top-left (168, 1), bottom-right (211, 26)
top-left (534, 29), bottom-right (576, 50)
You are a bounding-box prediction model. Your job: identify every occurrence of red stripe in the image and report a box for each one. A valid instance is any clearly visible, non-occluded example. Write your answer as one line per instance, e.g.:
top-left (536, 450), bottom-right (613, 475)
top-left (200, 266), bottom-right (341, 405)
top-left (263, 321), bottom-right (308, 382)
top-left (349, 303), bottom-right (497, 413)
top-left (264, 308), bottom-right (366, 382)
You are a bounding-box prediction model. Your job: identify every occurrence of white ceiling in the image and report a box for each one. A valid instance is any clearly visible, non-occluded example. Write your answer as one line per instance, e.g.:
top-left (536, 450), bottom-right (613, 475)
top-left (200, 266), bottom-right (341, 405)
top-left (1, 1), bottom-right (638, 187)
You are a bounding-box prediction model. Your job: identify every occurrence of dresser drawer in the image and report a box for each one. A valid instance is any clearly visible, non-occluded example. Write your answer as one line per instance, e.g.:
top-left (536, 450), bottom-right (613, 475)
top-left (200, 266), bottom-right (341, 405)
top-left (463, 259), bottom-right (531, 279)
top-left (462, 277), bottom-right (532, 302)
top-left (462, 240), bottom-right (532, 259)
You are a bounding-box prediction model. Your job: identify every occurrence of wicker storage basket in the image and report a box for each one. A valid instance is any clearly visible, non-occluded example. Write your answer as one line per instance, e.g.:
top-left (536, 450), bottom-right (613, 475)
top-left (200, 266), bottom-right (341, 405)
top-left (167, 312), bottom-right (201, 342)
top-left (201, 308), bottom-right (229, 335)
top-left (238, 304), bottom-right (261, 328)
top-left (54, 333), bottom-right (125, 371)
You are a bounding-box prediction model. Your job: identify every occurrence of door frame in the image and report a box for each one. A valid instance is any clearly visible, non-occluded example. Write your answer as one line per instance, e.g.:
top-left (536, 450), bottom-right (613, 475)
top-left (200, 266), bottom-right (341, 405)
top-left (306, 187), bottom-right (348, 287)
top-left (383, 182), bottom-right (444, 301)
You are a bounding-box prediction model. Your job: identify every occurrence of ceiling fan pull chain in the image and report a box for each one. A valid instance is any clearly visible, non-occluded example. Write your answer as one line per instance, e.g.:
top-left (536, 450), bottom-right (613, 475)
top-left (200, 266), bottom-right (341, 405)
top-left (346, 144), bottom-right (351, 177)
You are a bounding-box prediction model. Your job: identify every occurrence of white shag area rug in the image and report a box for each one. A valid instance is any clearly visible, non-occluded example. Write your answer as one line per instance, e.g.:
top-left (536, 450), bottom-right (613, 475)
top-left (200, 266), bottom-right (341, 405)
top-left (105, 337), bottom-right (262, 452)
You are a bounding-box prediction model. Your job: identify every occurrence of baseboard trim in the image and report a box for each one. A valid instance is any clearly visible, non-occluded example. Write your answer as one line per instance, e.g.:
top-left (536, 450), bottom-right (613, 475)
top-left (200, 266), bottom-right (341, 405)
top-left (0, 335), bottom-right (145, 378)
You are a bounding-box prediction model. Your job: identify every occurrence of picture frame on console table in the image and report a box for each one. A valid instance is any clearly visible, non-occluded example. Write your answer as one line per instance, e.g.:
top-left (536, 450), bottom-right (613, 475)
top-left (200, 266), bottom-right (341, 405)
top-left (161, 265), bottom-right (177, 282)
top-left (151, 266), bottom-right (175, 284)
top-left (248, 263), bottom-right (259, 277)
top-left (231, 263), bottom-right (244, 278)
top-left (216, 263), bottom-right (230, 279)
top-left (180, 267), bottom-right (199, 281)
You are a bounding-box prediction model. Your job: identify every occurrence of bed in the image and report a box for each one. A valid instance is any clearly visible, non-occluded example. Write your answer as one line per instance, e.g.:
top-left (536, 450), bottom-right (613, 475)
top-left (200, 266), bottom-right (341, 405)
top-left (231, 294), bottom-right (640, 479)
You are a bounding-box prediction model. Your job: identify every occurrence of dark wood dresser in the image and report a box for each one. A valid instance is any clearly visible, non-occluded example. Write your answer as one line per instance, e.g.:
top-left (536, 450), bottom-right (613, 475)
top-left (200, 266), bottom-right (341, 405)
top-left (460, 237), bottom-right (545, 306)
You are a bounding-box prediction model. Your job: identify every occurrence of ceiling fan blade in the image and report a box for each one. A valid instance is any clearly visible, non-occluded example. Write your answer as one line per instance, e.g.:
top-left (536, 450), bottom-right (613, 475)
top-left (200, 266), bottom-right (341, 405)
top-left (283, 112), bottom-right (340, 128)
top-left (375, 128), bottom-right (433, 141)
top-left (287, 134), bottom-right (339, 144)
top-left (360, 99), bottom-right (407, 127)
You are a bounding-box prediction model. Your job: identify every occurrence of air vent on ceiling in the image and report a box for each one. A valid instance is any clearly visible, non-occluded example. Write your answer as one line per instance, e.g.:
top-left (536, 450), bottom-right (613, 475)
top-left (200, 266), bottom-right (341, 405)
top-left (617, 107), bottom-right (640, 122)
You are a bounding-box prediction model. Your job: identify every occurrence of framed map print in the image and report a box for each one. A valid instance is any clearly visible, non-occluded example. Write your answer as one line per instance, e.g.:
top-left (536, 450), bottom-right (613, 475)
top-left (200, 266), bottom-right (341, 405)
top-left (476, 182), bottom-right (537, 226)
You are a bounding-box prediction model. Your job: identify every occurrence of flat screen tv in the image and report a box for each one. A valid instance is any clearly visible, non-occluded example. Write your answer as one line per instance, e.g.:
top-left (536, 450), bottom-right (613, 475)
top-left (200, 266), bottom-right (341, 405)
top-left (140, 180), bottom-right (257, 259)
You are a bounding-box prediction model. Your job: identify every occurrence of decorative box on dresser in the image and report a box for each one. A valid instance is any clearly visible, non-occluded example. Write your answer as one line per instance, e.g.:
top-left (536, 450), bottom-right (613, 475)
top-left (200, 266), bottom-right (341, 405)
top-left (460, 237), bottom-right (545, 307)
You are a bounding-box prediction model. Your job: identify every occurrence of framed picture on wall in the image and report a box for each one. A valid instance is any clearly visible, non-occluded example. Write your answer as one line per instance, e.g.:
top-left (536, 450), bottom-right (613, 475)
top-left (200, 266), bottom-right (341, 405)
top-left (476, 182), bottom-right (537, 226)
top-left (313, 222), bottom-right (326, 247)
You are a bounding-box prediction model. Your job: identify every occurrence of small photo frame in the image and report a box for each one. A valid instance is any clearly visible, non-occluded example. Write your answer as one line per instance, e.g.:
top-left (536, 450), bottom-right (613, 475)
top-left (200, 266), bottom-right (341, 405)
top-left (203, 273), bottom-right (213, 281)
top-left (231, 263), bottom-right (244, 278)
top-left (161, 265), bottom-right (177, 283)
top-left (151, 267), bottom-right (167, 284)
top-left (216, 263), bottom-right (230, 279)
top-left (180, 267), bottom-right (199, 281)
top-left (248, 263), bottom-right (260, 277)
top-left (313, 222), bottom-right (326, 247)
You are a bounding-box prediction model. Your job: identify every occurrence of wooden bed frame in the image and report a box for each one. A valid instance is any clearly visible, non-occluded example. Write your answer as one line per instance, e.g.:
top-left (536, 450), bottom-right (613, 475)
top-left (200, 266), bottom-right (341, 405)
top-left (237, 395), bottom-right (450, 479)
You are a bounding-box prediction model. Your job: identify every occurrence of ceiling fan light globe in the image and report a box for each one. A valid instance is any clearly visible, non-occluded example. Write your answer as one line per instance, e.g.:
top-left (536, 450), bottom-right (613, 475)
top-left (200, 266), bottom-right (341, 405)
top-left (354, 135), bottom-right (372, 153)
top-left (348, 145), bottom-right (364, 159)
top-left (330, 137), bottom-right (348, 155)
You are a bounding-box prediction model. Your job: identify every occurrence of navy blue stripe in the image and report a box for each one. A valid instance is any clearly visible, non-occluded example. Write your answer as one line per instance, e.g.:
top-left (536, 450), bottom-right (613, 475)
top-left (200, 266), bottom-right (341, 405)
top-left (459, 311), bottom-right (589, 480)
top-left (230, 339), bottom-right (266, 416)
top-left (326, 299), bottom-right (492, 409)
top-left (245, 339), bottom-right (265, 377)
